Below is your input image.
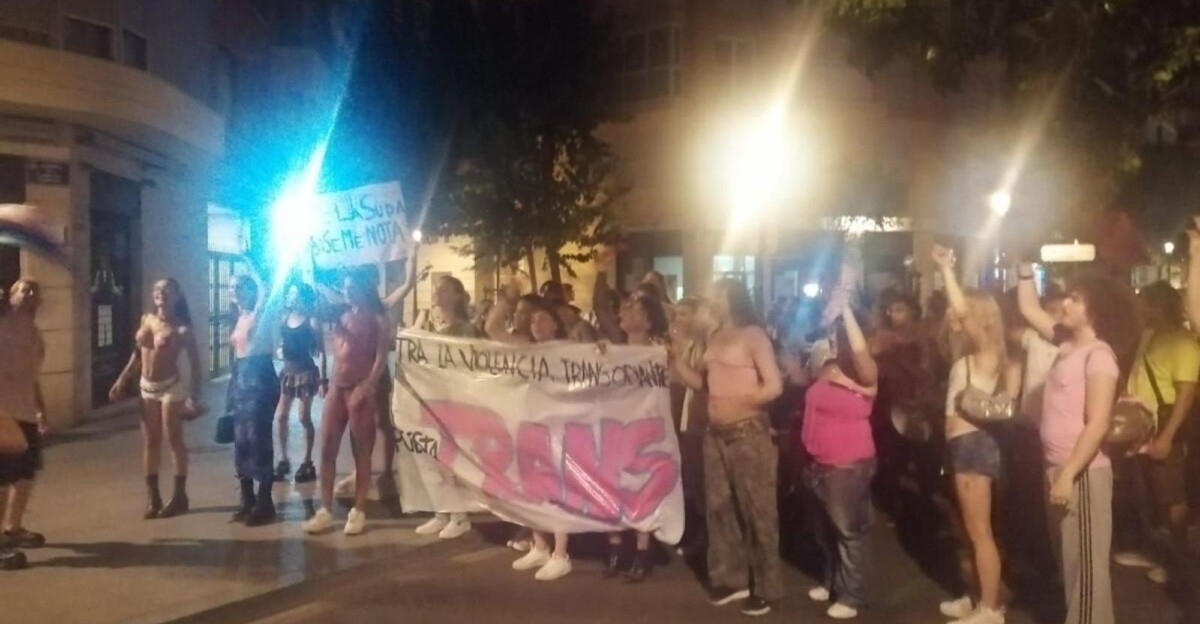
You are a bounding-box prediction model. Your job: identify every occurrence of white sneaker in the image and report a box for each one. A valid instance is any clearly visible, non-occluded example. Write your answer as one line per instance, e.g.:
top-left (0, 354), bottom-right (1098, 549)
top-left (334, 473), bottom-right (357, 497)
top-left (343, 507), bottom-right (366, 535)
top-left (826, 603), bottom-right (859, 620)
top-left (1113, 551), bottom-right (1155, 568)
top-left (951, 606), bottom-right (1005, 624)
top-left (1148, 566), bottom-right (1169, 584)
top-left (512, 547), bottom-right (551, 571)
top-left (415, 514), bottom-right (449, 536)
top-left (808, 586), bottom-right (831, 602)
top-left (940, 595), bottom-right (974, 619)
top-left (438, 517), bottom-right (471, 540)
top-left (303, 507), bottom-right (334, 534)
top-left (534, 555), bottom-right (572, 581)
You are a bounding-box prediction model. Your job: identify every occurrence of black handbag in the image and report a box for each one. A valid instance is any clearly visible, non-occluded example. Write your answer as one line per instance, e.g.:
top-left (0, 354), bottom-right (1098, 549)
top-left (214, 415), bottom-right (235, 444)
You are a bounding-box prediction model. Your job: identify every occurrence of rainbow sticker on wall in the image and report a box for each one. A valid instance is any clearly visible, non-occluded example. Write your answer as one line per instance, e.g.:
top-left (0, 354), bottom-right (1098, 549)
top-left (0, 204), bottom-right (69, 268)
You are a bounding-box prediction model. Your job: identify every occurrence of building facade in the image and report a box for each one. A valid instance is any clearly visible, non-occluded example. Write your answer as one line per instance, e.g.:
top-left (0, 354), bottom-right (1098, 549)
top-left (0, 0), bottom-right (228, 427)
top-left (598, 0), bottom-right (1010, 303)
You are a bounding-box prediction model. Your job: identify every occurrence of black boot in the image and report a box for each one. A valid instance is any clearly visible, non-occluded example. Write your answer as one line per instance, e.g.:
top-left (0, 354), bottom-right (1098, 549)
top-left (144, 475), bottom-right (163, 519)
top-left (232, 478), bottom-right (255, 522)
top-left (245, 480), bottom-right (276, 527)
top-left (602, 541), bottom-right (622, 579)
top-left (626, 549), bottom-right (651, 583)
top-left (158, 476), bottom-right (189, 518)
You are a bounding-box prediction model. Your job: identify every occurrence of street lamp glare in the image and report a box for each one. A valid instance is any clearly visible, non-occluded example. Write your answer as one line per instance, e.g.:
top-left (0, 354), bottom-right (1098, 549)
top-left (803, 282), bottom-right (820, 298)
top-left (1164, 241), bottom-right (1175, 255)
top-left (988, 190), bottom-right (1012, 217)
top-left (412, 228), bottom-right (424, 244)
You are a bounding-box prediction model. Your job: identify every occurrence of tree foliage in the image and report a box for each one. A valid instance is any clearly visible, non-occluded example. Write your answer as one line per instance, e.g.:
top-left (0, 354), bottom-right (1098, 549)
top-left (393, 0), bottom-right (624, 282)
top-left (829, 0), bottom-right (1200, 216)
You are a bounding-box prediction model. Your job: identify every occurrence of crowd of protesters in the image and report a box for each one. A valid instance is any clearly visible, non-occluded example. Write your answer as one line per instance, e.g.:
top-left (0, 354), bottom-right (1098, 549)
top-left (4, 227), bottom-right (1200, 624)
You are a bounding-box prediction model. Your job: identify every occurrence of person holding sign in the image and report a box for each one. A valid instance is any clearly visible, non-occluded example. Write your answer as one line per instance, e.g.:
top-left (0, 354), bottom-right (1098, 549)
top-left (594, 249), bottom-right (672, 584)
top-left (487, 286), bottom-right (574, 581)
top-left (411, 274), bottom-right (484, 540)
top-left (304, 271), bottom-right (390, 536)
top-left (674, 278), bottom-right (784, 616)
top-left (109, 278), bottom-right (206, 519)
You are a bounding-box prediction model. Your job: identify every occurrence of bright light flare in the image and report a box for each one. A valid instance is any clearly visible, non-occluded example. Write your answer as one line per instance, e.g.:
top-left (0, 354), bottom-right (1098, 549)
top-left (803, 282), bottom-right (820, 298)
top-left (412, 228), bottom-right (423, 244)
top-left (270, 141), bottom-right (329, 286)
top-left (1164, 241), bottom-right (1176, 255)
top-left (717, 112), bottom-right (812, 229)
top-left (988, 190), bottom-right (1012, 217)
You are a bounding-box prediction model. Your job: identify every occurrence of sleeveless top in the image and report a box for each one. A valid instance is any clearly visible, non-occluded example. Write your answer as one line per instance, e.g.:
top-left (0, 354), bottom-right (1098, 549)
top-left (332, 308), bottom-right (381, 386)
top-left (281, 320), bottom-right (318, 366)
top-left (705, 331), bottom-right (759, 398)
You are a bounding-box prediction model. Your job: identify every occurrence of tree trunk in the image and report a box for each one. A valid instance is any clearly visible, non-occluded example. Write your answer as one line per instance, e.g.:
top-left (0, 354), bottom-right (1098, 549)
top-left (525, 244), bottom-right (538, 292)
top-left (547, 246), bottom-right (563, 285)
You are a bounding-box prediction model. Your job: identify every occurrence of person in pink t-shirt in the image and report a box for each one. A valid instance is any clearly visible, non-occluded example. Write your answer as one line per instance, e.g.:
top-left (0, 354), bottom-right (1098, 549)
top-left (1017, 265), bottom-right (1139, 624)
top-left (799, 295), bottom-right (878, 621)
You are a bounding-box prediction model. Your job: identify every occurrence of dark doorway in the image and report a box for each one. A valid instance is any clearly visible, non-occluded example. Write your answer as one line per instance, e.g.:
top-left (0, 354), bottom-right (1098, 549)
top-left (207, 253), bottom-right (245, 378)
top-left (0, 155), bottom-right (26, 295)
top-left (90, 171), bottom-right (141, 407)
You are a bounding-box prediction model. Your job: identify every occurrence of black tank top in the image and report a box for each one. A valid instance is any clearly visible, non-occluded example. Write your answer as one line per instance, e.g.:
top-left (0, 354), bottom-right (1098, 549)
top-left (281, 320), bottom-right (317, 365)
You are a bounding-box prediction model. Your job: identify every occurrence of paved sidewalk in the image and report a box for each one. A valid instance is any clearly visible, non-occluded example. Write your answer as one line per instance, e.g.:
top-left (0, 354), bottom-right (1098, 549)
top-left (1, 379), bottom-right (439, 624)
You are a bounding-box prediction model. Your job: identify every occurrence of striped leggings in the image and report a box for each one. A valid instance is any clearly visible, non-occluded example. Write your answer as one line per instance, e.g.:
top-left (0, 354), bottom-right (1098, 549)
top-left (1047, 466), bottom-right (1114, 624)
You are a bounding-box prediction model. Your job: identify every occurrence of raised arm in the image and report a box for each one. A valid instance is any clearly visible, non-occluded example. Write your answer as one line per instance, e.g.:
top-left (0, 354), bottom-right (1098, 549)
top-left (931, 244), bottom-right (968, 320)
top-left (383, 248), bottom-right (425, 311)
top-left (589, 246), bottom-right (622, 343)
top-left (1016, 262), bottom-right (1057, 340)
top-left (485, 283), bottom-right (525, 344)
top-left (840, 303), bottom-right (878, 388)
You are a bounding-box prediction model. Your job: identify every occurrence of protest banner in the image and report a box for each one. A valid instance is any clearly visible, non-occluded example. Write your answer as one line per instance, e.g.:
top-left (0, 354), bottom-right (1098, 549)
top-left (391, 330), bottom-right (684, 544)
top-left (307, 181), bottom-right (412, 268)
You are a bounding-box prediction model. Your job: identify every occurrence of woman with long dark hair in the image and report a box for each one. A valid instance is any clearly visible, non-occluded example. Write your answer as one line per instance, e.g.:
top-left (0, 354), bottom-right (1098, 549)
top-left (274, 282), bottom-right (326, 483)
top-left (224, 269), bottom-right (283, 526)
top-left (1019, 266), bottom-right (1138, 624)
top-left (932, 247), bottom-right (1020, 624)
top-left (675, 278), bottom-right (784, 616)
top-left (109, 278), bottom-right (205, 519)
top-left (304, 271), bottom-right (389, 536)
top-left (593, 265), bottom-right (672, 583)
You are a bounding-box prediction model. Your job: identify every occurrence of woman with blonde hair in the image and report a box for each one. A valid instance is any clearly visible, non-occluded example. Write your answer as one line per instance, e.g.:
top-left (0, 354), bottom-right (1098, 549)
top-left (932, 246), bottom-right (1020, 624)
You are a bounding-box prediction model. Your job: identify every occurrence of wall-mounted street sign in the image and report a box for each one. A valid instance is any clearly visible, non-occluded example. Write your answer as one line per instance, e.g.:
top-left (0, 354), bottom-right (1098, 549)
top-left (1040, 243), bottom-right (1096, 263)
top-left (26, 161), bottom-right (69, 186)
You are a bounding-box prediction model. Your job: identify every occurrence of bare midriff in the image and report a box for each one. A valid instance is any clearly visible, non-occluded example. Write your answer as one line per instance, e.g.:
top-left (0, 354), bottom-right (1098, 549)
top-left (705, 328), bottom-right (764, 427)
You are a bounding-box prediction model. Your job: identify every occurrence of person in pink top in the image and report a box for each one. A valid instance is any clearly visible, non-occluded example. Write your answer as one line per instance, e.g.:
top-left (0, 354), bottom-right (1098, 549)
top-left (1018, 265), bottom-right (1139, 624)
top-left (799, 296), bottom-right (878, 621)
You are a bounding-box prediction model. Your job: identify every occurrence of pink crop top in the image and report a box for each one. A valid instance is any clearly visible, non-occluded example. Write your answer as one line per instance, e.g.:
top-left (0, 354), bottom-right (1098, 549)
top-left (704, 337), bottom-right (759, 398)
